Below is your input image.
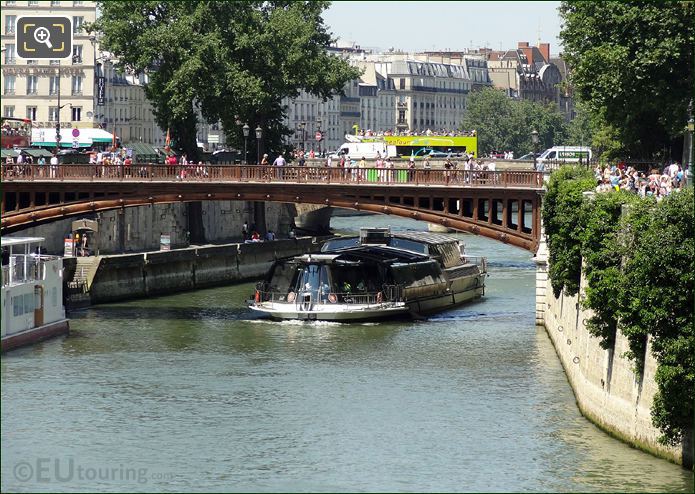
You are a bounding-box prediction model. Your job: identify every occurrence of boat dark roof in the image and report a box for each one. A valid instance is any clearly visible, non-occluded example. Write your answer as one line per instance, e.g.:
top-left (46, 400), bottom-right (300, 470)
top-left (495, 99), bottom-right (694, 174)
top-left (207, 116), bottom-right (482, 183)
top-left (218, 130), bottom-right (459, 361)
top-left (297, 245), bottom-right (430, 265)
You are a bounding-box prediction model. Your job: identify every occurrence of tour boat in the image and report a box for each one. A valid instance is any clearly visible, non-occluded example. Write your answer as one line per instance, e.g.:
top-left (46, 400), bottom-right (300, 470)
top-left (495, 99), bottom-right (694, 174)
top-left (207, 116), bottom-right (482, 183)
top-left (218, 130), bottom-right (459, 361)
top-left (1, 236), bottom-right (69, 352)
top-left (249, 228), bottom-right (486, 321)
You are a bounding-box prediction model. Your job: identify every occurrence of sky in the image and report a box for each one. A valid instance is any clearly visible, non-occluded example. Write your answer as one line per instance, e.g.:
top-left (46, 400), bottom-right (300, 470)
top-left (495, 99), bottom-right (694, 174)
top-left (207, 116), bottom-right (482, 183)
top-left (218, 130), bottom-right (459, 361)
top-left (322, 1), bottom-right (563, 55)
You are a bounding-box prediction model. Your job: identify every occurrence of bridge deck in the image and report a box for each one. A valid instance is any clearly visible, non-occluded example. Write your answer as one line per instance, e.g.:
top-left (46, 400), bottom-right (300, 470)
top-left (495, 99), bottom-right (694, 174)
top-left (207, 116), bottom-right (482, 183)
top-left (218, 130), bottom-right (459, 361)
top-left (1, 165), bottom-right (545, 251)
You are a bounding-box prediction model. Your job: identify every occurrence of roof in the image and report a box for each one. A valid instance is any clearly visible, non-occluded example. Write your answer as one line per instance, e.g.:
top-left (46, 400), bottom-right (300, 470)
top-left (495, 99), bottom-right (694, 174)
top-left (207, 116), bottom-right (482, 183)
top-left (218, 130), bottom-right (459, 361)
top-left (1, 236), bottom-right (45, 247)
top-left (22, 148), bottom-right (54, 158)
top-left (1, 149), bottom-right (19, 158)
top-left (390, 231), bottom-right (459, 246)
top-left (124, 141), bottom-right (159, 160)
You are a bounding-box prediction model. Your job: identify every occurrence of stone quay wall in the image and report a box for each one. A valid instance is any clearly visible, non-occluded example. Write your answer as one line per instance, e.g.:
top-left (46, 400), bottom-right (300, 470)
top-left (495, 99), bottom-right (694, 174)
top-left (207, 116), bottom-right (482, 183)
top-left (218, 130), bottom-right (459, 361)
top-left (85, 237), bottom-right (318, 304)
top-left (534, 236), bottom-right (692, 467)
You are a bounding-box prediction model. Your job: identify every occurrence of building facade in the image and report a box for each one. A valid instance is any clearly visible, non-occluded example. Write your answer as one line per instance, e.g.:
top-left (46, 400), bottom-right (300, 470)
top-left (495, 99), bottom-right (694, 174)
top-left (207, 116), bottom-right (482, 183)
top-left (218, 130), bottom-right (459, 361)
top-left (486, 41), bottom-right (564, 107)
top-left (2, 0), bottom-right (98, 137)
top-left (1, 0), bottom-right (166, 147)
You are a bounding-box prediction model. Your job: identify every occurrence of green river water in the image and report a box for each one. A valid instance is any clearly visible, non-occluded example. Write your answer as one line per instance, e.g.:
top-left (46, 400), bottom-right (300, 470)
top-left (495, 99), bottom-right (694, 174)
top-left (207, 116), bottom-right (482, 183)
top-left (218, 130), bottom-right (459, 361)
top-left (2, 214), bottom-right (692, 492)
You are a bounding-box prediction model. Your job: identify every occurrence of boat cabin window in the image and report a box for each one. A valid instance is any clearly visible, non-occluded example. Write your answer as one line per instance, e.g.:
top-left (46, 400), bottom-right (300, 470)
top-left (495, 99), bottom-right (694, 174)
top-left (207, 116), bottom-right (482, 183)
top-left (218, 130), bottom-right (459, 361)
top-left (387, 237), bottom-right (427, 254)
top-left (267, 262), bottom-right (300, 294)
top-left (322, 237), bottom-right (360, 251)
top-left (330, 264), bottom-right (380, 294)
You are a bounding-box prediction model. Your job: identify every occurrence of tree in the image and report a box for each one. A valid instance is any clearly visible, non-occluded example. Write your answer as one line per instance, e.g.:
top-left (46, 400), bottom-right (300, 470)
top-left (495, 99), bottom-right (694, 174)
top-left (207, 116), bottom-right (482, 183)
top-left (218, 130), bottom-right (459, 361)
top-left (559, 1), bottom-right (695, 159)
top-left (461, 87), bottom-right (569, 156)
top-left (89, 1), bottom-right (361, 160)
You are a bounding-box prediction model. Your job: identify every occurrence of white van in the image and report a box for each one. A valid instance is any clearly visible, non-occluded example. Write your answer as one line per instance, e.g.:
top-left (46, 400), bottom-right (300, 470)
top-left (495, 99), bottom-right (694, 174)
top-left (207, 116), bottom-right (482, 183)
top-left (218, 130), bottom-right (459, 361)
top-left (536, 146), bottom-right (592, 167)
top-left (330, 141), bottom-right (395, 160)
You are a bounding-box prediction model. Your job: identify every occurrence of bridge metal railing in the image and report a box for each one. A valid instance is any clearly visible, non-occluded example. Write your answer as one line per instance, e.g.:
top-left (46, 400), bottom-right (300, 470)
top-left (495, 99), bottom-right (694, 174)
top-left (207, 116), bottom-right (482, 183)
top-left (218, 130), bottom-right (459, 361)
top-left (1, 164), bottom-right (545, 189)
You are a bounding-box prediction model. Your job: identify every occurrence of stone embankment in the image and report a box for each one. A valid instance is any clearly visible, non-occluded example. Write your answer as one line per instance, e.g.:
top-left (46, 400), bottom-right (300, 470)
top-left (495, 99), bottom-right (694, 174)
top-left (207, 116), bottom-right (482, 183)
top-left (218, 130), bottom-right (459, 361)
top-left (64, 237), bottom-right (318, 304)
top-left (535, 237), bottom-right (693, 468)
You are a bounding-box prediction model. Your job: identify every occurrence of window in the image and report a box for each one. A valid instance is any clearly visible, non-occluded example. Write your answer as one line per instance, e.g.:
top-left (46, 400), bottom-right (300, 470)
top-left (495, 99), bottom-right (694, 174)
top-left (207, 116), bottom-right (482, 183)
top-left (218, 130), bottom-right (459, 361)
top-left (5, 0), bottom-right (17, 5)
top-left (4, 43), bottom-right (15, 64)
top-left (4, 75), bottom-right (16, 94)
top-left (49, 76), bottom-right (60, 95)
top-left (3, 106), bottom-right (15, 118)
top-left (50, 59), bottom-right (60, 65)
top-left (71, 75), bottom-right (83, 95)
top-left (49, 107), bottom-right (59, 122)
top-left (73, 0), bottom-right (83, 4)
top-left (28, 0), bottom-right (38, 4)
top-left (72, 45), bottom-right (83, 64)
top-left (51, 0), bottom-right (61, 5)
top-left (26, 106), bottom-right (37, 121)
top-left (26, 75), bottom-right (38, 95)
top-left (72, 16), bottom-right (83, 34)
top-left (26, 59), bottom-right (37, 65)
top-left (5, 14), bottom-right (16, 34)
top-left (71, 106), bottom-right (81, 121)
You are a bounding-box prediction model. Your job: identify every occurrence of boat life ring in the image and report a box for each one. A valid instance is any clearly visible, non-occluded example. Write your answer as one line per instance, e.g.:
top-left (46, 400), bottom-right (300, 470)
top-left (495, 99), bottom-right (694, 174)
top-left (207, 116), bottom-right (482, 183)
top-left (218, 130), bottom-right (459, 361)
top-left (376, 291), bottom-right (383, 303)
top-left (254, 290), bottom-right (261, 303)
top-left (328, 293), bottom-right (338, 304)
top-left (287, 291), bottom-right (296, 303)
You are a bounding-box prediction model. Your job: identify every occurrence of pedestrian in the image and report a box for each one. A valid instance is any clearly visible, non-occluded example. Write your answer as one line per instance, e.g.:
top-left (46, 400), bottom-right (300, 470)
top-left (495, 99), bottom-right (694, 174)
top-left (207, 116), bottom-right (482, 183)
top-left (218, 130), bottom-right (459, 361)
top-left (242, 221), bottom-right (248, 240)
top-left (50, 153), bottom-right (59, 178)
top-left (273, 153), bottom-right (286, 179)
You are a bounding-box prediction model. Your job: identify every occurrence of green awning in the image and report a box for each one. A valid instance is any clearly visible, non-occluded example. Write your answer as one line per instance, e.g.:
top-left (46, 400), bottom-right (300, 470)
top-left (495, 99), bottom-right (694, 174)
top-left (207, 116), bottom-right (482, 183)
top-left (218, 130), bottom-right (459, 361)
top-left (1, 149), bottom-right (19, 158)
top-left (22, 149), bottom-right (54, 158)
top-left (124, 141), bottom-right (161, 162)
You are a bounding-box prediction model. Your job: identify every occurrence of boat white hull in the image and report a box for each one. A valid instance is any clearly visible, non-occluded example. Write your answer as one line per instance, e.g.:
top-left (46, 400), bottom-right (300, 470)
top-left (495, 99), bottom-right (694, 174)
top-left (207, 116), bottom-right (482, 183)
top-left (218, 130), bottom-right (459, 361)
top-left (249, 278), bottom-right (485, 322)
top-left (249, 302), bottom-right (409, 322)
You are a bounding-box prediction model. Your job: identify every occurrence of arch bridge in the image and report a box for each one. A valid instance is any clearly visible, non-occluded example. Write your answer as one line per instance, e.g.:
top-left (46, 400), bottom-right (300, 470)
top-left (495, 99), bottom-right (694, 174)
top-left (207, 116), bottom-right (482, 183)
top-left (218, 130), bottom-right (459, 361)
top-left (1, 164), bottom-right (545, 252)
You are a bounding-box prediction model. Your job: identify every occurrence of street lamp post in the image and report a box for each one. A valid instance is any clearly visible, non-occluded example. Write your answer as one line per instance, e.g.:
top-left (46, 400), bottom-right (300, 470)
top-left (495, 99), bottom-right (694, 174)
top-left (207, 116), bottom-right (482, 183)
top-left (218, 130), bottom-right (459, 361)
top-left (316, 117), bottom-right (322, 156)
top-left (531, 129), bottom-right (540, 171)
top-left (255, 125), bottom-right (263, 164)
top-left (242, 123), bottom-right (250, 165)
top-left (299, 121), bottom-right (306, 154)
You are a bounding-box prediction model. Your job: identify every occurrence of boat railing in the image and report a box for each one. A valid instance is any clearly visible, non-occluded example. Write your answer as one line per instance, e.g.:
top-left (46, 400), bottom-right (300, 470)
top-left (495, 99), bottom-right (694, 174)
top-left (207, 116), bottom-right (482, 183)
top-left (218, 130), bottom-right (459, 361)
top-left (462, 256), bottom-right (487, 273)
top-left (1, 254), bottom-right (59, 287)
top-left (254, 284), bottom-right (404, 307)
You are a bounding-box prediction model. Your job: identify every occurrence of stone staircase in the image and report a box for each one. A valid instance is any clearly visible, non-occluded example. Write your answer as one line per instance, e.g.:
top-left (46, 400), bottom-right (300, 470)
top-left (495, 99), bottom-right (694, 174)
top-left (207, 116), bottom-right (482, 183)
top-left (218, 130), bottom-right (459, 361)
top-left (65, 256), bottom-right (101, 309)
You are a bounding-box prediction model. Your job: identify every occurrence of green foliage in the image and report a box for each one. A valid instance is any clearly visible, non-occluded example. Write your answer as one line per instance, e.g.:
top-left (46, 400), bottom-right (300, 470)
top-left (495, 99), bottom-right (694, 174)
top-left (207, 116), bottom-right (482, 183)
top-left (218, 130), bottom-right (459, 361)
top-left (460, 87), bottom-right (569, 156)
top-left (88, 1), bottom-right (361, 159)
top-left (543, 174), bottom-right (694, 445)
top-left (542, 166), bottom-right (595, 297)
top-left (579, 191), bottom-right (639, 349)
top-left (615, 188), bottom-right (694, 445)
top-left (559, 1), bottom-right (695, 158)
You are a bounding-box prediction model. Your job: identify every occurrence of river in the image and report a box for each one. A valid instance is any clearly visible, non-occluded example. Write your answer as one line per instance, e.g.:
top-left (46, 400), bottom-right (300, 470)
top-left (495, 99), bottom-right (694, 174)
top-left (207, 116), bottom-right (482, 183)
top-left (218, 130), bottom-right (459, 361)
top-left (2, 214), bottom-right (692, 492)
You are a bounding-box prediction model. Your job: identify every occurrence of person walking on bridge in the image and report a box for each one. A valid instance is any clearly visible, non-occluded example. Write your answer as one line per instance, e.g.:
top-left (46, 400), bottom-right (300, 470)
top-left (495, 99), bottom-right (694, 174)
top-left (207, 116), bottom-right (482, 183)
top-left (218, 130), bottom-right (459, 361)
top-left (273, 153), bottom-right (286, 180)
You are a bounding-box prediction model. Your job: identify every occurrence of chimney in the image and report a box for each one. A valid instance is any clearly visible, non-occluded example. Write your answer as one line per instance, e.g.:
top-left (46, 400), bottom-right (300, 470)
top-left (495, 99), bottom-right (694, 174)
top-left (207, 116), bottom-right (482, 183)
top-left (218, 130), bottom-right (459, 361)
top-left (518, 41), bottom-right (529, 48)
top-left (521, 47), bottom-right (534, 64)
top-left (539, 43), bottom-right (550, 63)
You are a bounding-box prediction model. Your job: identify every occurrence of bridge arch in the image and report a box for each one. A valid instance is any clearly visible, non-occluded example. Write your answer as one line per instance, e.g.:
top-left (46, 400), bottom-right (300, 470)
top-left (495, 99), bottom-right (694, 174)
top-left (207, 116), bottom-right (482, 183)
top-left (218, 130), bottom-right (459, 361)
top-left (1, 165), bottom-right (544, 252)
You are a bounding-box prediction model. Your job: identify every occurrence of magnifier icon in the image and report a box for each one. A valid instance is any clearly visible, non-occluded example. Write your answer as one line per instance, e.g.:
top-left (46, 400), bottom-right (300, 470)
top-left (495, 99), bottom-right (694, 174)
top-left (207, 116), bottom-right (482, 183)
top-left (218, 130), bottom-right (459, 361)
top-left (34, 27), bottom-right (53, 49)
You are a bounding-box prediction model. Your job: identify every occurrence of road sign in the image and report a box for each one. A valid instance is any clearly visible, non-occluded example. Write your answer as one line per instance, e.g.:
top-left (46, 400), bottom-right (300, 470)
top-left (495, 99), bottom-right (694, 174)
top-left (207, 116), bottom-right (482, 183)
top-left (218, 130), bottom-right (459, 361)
top-left (16, 16), bottom-right (73, 59)
top-left (72, 128), bottom-right (80, 138)
top-left (315, 131), bottom-right (323, 141)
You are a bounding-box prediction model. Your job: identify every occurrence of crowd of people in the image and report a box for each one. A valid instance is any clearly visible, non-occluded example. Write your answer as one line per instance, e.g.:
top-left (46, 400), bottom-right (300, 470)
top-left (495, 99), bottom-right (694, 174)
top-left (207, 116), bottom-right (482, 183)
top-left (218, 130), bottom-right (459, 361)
top-left (593, 162), bottom-right (687, 199)
top-left (1, 123), bottom-right (30, 137)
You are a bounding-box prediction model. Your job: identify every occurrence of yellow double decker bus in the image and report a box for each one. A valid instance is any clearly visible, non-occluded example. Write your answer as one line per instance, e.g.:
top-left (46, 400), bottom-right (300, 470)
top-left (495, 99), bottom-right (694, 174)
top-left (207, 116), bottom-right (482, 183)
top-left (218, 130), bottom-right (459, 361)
top-left (382, 135), bottom-right (478, 159)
